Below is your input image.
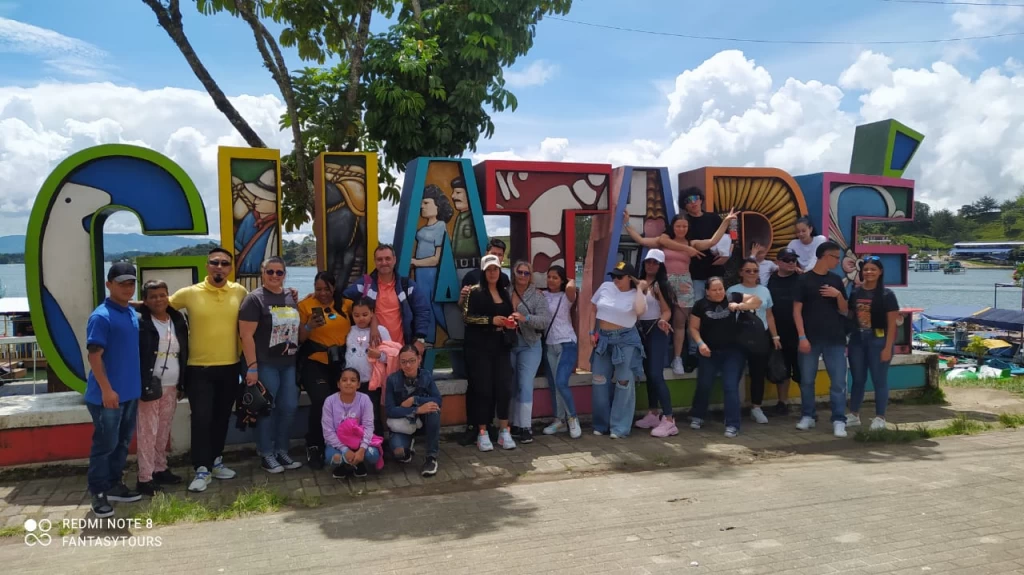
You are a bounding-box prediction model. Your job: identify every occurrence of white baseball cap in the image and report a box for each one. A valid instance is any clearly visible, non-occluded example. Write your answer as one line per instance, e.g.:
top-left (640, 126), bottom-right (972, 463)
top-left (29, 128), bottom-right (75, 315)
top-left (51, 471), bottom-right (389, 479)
top-left (644, 249), bottom-right (666, 264)
top-left (480, 254), bottom-right (502, 270)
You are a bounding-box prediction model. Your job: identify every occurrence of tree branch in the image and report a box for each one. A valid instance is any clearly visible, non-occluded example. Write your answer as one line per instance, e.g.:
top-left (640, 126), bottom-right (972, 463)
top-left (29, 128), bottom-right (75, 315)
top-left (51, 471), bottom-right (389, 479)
top-left (344, 1), bottom-right (373, 150)
top-left (140, 0), bottom-right (266, 148)
top-left (410, 0), bottom-right (422, 20)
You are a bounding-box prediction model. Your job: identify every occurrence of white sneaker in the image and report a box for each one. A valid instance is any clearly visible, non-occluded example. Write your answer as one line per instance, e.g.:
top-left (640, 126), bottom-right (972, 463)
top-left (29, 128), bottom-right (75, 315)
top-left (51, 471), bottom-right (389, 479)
top-left (689, 417), bottom-right (703, 430)
top-left (212, 456), bottom-right (236, 480)
top-left (833, 421), bottom-right (848, 438)
top-left (869, 417), bottom-right (887, 431)
top-left (724, 426), bottom-right (739, 438)
top-left (188, 467), bottom-right (212, 493)
top-left (593, 430), bottom-right (605, 436)
top-left (846, 414), bottom-right (862, 427)
top-left (609, 433), bottom-right (621, 439)
top-left (671, 357), bottom-right (685, 375)
top-left (568, 417), bottom-right (582, 439)
top-left (477, 431), bottom-right (494, 452)
top-left (751, 407), bottom-right (768, 424)
top-left (796, 416), bottom-right (816, 431)
top-left (498, 428), bottom-right (517, 450)
top-left (543, 420), bottom-right (567, 435)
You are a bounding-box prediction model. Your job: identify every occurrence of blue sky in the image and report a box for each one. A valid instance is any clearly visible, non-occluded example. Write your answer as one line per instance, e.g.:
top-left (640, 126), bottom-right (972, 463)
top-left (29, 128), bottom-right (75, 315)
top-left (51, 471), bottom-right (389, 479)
top-left (1, 0), bottom-right (1023, 239)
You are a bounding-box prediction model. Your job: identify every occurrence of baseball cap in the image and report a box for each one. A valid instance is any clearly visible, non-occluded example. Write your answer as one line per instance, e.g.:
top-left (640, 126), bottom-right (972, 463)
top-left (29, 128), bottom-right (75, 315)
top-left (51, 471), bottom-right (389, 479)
top-left (107, 262), bottom-right (137, 283)
top-left (644, 249), bottom-right (665, 264)
top-left (480, 254), bottom-right (502, 270)
top-left (777, 248), bottom-right (798, 262)
top-left (608, 261), bottom-right (636, 278)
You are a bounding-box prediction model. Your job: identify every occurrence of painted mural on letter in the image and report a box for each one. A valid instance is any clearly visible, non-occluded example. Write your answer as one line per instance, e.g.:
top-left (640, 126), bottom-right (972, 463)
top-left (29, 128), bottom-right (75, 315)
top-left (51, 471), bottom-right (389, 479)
top-left (219, 147), bottom-right (282, 291)
top-left (314, 152), bottom-right (378, 293)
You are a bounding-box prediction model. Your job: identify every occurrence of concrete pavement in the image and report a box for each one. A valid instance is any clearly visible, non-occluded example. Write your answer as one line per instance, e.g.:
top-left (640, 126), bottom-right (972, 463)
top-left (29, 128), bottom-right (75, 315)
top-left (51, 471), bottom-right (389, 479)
top-left (3, 427), bottom-right (1024, 574)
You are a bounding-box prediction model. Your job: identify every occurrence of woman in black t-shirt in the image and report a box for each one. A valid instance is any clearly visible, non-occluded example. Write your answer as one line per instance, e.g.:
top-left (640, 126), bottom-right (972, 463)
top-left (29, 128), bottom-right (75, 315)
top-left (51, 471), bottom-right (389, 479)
top-left (687, 277), bottom-right (762, 438)
top-left (846, 257), bottom-right (900, 432)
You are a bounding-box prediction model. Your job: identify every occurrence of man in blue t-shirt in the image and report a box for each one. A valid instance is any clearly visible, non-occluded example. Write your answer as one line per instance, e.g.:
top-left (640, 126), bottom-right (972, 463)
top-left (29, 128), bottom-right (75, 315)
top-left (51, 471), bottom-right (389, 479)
top-left (85, 261), bottom-right (144, 518)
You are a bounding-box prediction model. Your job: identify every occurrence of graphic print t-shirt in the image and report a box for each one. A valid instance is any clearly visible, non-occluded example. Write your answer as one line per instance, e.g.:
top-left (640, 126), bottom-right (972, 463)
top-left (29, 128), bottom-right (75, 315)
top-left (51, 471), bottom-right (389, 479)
top-left (239, 287), bottom-right (300, 366)
top-left (692, 297), bottom-right (735, 350)
top-left (851, 287), bottom-right (899, 335)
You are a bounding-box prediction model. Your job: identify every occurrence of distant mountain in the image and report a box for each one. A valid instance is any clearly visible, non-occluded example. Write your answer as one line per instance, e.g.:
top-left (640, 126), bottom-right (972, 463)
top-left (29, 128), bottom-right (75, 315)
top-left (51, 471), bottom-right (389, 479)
top-left (0, 234), bottom-right (212, 255)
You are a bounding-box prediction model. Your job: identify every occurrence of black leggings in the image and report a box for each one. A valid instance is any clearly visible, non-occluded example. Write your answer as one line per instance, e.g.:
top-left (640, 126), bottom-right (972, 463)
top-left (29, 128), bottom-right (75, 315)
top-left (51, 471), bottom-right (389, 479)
top-left (744, 330), bottom-right (772, 406)
top-left (465, 347), bottom-right (513, 426)
top-left (301, 360), bottom-right (334, 450)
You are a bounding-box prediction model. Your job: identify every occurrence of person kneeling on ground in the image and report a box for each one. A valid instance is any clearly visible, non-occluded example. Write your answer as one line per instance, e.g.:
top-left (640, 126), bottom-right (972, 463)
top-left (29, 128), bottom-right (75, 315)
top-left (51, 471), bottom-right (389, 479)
top-left (384, 345), bottom-right (442, 477)
top-left (322, 368), bottom-right (382, 479)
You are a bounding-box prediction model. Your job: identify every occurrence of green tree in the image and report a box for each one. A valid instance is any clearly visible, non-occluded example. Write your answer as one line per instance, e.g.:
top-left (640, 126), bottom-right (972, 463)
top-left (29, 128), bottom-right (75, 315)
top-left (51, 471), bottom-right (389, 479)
top-left (975, 195), bottom-right (998, 213)
top-left (142, 0), bottom-right (572, 231)
top-left (930, 209), bottom-right (960, 243)
top-left (911, 200), bottom-right (931, 234)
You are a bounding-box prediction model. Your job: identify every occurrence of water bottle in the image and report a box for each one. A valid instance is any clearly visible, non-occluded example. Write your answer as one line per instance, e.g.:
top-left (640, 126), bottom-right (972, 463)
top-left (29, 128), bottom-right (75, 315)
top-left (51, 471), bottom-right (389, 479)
top-left (728, 215), bottom-right (739, 241)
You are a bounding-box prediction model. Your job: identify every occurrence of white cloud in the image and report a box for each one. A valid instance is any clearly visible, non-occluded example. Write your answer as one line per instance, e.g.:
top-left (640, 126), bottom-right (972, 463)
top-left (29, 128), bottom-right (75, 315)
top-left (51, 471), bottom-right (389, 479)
top-left (952, 2), bottom-right (1024, 34)
top-left (839, 51), bottom-right (894, 90)
top-left (0, 17), bottom-right (110, 79)
top-left (504, 60), bottom-right (558, 88)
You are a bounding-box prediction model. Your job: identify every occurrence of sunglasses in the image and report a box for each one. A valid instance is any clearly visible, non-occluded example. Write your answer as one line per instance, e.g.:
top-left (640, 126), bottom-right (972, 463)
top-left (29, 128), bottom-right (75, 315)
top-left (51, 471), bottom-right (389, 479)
top-left (515, 270), bottom-right (531, 277)
top-left (780, 258), bottom-right (797, 264)
top-left (263, 269), bottom-right (285, 277)
top-left (862, 255), bottom-right (882, 262)
top-left (208, 260), bottom-right (232, 268)
top-left (685, 195), bottom-right (702, 204)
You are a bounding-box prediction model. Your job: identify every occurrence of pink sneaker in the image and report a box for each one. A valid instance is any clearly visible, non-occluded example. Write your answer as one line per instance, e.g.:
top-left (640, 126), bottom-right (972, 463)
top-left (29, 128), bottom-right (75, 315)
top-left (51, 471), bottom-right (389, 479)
top-left (635, 412), bottom-right (661, 429)
top-left (650, 418), bottom-right (679, 438)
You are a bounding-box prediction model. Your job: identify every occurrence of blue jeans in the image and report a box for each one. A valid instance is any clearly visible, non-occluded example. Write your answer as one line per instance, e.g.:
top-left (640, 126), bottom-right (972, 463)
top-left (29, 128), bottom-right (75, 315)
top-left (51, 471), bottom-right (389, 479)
top-left (639, 320), bottom-right (672, 417)
top-left (256, 363), bottom-right (298, 456)
top-left (86, 399), bottom-right (139, 495)
top-left (545, 341), bottom-right (579, 420)
top-left (510, 338), bottom-right (544, 428)
top-left (798, 342), bottom-right (848, 423)
top-left (325, 445), bottom-right (381, 468)
top-left (388, 411), bottom-right (441, 458)
top-left (686, 280), bottom-right (707, 355)
top-left (848, 331), bottom-right (891, 417)
top-left (691, 347), bottom-right (745, 430)
top-left (591, 327), bottom-right (644, 436)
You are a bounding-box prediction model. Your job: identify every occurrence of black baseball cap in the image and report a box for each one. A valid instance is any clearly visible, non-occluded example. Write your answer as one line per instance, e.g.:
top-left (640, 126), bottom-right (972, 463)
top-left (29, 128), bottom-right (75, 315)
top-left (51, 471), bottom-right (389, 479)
top-left (107, 262), bottom-right (137, 283)
top-left (608, 261), bottom-right (636, 278)
top-left (777, 248), bottom-right (798, 262)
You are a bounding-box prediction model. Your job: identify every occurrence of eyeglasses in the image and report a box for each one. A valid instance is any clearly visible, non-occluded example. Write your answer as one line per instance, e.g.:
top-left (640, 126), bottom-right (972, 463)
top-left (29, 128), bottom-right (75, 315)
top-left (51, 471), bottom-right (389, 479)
top-left (264, 269), bottom-right (285, 277)
top-left (399, 358), bottom-right (418, 365)
top-left (515, 270), bottom-right (531, 277)
top-left (208, 260), bottom-right (232, 268)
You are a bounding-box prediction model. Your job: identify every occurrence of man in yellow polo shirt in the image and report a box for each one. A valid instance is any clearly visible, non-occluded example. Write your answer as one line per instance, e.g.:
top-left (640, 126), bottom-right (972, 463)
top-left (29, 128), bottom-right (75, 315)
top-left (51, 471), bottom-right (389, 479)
top-left (168, 247), bottom-right (248, 493)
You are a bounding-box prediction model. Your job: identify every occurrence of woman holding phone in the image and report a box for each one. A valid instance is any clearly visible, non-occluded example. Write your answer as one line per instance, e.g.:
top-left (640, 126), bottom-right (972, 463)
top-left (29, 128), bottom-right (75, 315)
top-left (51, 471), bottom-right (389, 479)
top-left (297, 271), bottom-right (353, 469)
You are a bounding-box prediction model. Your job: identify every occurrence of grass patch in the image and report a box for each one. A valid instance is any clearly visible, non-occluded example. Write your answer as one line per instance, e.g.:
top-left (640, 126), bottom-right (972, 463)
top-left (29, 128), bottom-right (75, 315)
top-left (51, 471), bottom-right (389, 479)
top-left (297, 494), bottom-right (321, 508)
top-left (943, 376), bottom-right (1024, 397)
top-left (855, 414), bottom-right (995, 443)
top-left (998, 413), bottom-right (1024, 428)
top-left (134, 486), bottom-right (287, 527)
top-left (898, 386), bottom-right (947, 405)
top-left (0, 526), bottom-right (25, 538)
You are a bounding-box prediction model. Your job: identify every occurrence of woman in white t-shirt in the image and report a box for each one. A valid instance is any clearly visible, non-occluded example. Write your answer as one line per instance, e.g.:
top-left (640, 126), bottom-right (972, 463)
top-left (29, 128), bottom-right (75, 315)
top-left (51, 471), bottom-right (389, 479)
top-left (588, 261), bottom-right (648, 438)
top-left (786, 216), bottom-right (828, 272)
top-left (541, 265), bottom-right (581, 439)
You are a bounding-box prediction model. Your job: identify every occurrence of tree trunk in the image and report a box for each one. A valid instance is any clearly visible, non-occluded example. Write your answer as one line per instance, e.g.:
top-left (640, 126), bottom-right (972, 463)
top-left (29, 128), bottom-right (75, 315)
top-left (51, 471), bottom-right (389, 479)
top-left (140, 0), bottom-right (266, 148)
top-left (343, 2), bottom-right (373, 150)
top-left (410, 0), bottom-right (422, 19)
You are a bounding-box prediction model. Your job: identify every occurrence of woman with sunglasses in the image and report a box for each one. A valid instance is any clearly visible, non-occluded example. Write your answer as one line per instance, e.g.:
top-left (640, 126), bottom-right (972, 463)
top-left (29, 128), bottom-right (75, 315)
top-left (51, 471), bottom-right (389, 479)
top-left (688, 276), bottom-right (761, 438)
top-left (239, 257), bottom-right (303, 473)
top-left (846, 257), bottom-right (900, 431)
top-left (623, 208), bottom-right (738, 375)
top-left (727, 258), bottom-right (781, 424)
top-left (507, 260), bottom-right (552, 444)
top-left (297, 271), bottom-right (353, 469)
top-left (589, 262), bottom-right (648, 438)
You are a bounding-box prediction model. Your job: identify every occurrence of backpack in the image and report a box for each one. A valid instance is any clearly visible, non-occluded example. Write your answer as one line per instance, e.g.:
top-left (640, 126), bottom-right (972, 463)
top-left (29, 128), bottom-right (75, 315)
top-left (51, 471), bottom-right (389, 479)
top-left (735, 310), bottom-right (770, 356)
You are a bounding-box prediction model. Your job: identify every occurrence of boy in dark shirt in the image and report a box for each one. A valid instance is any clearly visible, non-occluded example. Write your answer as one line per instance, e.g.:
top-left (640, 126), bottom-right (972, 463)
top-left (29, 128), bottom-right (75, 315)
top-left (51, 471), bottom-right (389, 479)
top-left (766, 248), bottom-right (801, 414)
top-left (792, 241), bottom-right (850, 438)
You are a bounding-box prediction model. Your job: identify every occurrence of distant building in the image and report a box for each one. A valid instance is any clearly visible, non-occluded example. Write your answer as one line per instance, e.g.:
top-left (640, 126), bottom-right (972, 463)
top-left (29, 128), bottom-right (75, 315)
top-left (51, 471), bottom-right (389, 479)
top-left (949, 241), bottom-right (1024, 261)
top-left (860, 234), bottom-right (891, 244)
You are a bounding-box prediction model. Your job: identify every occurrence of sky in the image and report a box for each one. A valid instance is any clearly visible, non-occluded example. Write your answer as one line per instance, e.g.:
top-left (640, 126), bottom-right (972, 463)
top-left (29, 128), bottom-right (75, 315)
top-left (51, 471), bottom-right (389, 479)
top-left (2, 0), bottom-right (1024, 243)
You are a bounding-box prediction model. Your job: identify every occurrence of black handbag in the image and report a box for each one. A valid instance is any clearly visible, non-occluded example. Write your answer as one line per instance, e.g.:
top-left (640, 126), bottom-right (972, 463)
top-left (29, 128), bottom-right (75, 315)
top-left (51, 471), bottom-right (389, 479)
top-left (735, 311), bottom-right (770, 357)
top-left (766, 349), bottom-right (789, 384)
top-left (141, 323), bottom-right (172, 402)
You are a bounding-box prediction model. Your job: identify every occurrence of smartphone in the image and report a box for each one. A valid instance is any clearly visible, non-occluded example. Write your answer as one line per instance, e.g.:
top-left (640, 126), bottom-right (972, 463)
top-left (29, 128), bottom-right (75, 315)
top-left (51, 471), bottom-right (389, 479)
top-left (312, 307), bottom-right (325, 323)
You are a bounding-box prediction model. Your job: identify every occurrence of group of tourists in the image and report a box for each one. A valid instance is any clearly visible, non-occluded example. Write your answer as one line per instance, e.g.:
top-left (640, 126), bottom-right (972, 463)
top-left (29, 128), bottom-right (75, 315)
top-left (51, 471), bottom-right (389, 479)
top-left (82, 187), bottom-right (899, 519)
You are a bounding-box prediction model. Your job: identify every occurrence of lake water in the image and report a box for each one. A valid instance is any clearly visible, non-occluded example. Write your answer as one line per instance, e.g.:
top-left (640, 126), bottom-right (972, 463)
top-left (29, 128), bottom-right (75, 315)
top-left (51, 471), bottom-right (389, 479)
top-left (1, 263), bottom-right (1021, 312)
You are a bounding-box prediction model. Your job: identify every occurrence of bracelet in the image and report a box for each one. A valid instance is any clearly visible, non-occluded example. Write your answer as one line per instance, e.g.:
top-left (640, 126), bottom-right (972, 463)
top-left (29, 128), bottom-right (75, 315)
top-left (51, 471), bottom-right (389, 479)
top-left (798, 335), bottom-right (807, 341)
top-left (772, 335), bottom-right (780, 340)
top-left (247, 368), bottom-right (258, 373)
top-left (696, 340), bottom-right (705, 347)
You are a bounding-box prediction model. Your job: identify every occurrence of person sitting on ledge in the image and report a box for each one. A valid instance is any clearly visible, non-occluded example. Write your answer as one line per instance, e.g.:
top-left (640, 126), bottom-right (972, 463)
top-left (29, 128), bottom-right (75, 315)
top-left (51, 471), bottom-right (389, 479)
top-left (384, 345), bottom-right (443, 477)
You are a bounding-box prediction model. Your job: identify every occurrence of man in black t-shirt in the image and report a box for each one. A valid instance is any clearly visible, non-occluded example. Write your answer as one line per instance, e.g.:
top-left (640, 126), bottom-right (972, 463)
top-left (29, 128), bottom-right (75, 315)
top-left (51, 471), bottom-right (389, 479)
top-left (792, 241), bottom-right (850, 438)
top-left (680, 187), bottom-right (726, 368)
top-left (766, 248), bottom-right (801, 415)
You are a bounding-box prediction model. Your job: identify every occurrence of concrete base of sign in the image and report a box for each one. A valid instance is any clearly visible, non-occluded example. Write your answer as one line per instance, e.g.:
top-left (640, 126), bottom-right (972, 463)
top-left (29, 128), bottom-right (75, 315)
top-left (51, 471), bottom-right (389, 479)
top-left (0, 353), bottom-right (936, 467)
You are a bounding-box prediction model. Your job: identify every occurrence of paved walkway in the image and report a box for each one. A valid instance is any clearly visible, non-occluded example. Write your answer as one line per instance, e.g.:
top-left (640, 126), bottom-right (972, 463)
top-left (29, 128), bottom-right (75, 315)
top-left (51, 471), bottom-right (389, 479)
top-left (0, 389), bottom-right (1018, 531)
top-left (3, 426), bottom-right (1024, 574)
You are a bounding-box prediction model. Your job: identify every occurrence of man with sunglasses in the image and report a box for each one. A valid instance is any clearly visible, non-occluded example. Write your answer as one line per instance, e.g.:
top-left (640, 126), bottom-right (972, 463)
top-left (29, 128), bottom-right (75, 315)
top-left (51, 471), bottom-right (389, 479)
top-left (766, 248), bottom-right (801, 415)
top-left (167, 247), bottom-right (248, 492)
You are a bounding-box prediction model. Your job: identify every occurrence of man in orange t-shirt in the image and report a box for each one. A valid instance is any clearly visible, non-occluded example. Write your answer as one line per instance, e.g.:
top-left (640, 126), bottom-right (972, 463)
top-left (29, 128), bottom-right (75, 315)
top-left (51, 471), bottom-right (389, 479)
top-left (341, 245), bottom-right (430, 355)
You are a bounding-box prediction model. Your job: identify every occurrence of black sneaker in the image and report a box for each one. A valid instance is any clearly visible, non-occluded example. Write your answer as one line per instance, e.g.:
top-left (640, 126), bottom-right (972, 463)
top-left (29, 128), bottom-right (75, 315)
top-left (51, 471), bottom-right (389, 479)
top-left (332, 464), bottom-right (354, 480)
top-left (510, 426), bottom-right (523, 439)
top-left (398, 448), bottom-right (415, 464)
top-left (152, 469), bottom-right (183, 485)
top-left (353, 463), bottom-right (368, 478)
top-left (106, 483), bottom-right (142, 503)
top-left (261, 454), bottom-right (284, 474)
top-left (421, 456), bottom-right (438, 477)
top-left (306, 446), bottom-right (324, 470)
top-left (774, 401), bottom-right (789, 416)
top-left (275, 452), bottom-right (303, 470)
top-left (91, 493), bottom-right (114, 518)
top-left (519, 427), bottom-right (534, 444)
top-left (136, 480), bottom-right (162, 496)
top-left (457, 428), bottom-right (478, 447)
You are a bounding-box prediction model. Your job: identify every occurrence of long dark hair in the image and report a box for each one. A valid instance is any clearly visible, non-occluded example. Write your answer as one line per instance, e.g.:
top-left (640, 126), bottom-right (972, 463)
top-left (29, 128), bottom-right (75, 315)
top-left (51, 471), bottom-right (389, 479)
top-left (665, 214), bottom-right (687, 240)
top-left (314, 270), bottom-right (344, 312)
top-left (477, 264), bottom-right (511, 304)
top-left (795, 216), bottom-right (818, 237)
top-left (859, 258), bottom-right (890, 330)
top-left (642, 258), bottom-right (677, 309)
top-left (546, 265), bottom-right (568, 292)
